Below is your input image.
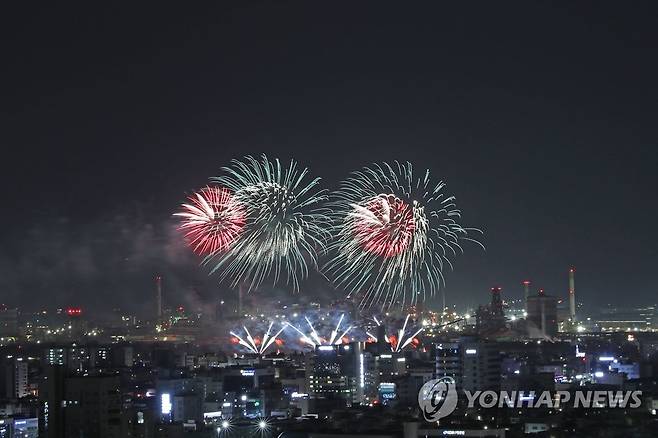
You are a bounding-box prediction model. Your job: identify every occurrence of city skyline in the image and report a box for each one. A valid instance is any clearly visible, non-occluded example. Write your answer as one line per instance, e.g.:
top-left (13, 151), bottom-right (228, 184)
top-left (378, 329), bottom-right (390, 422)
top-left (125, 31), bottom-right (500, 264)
top-left (3, 4), bottom-right (658, 437)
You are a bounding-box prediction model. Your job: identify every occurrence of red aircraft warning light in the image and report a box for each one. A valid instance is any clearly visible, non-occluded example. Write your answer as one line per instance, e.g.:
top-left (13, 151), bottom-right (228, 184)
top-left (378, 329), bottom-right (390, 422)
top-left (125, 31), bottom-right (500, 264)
top-left (66, 307), bottom-right (82, 317)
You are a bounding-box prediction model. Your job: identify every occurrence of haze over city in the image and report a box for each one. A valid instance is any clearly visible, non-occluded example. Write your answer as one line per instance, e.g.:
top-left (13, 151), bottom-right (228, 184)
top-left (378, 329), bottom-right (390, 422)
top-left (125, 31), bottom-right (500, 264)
top-left (1, 4), bottom-right (658, 438)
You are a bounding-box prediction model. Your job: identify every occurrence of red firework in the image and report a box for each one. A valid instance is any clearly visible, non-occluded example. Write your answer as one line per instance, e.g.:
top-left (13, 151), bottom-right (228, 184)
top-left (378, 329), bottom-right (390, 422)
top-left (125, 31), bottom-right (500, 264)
top-left (388, 334), bottom-right (398, 349)
top-left (351, 194), bottom-right (415, 257)
top-left (175, 186), bottom-right (246, 255)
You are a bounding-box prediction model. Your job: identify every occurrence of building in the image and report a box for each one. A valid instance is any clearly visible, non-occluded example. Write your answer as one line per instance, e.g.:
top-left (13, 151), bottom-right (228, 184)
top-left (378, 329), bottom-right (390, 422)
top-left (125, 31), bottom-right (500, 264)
top-left (526, 293), bottom-right (558, 338)
top-left (0, 417), bottom-right (38, 437)
top-left (435, 338), bottom-right (501, 392)
top-left (11, 358), bottom-right (28, 399)
top-left (395, 368), bottom-right (434, 406)
top-left (63, 374), bottom-right (126, 438)
top-left (66, 345), bottom-right (91, 373)
top-left (172, 393), bottom-right (202, 423)
top-left (475, 287), bottom-right (507, 335)
top-left (1, 357), bottom-right (29, 399)
top-left (90, 344), bottom-right (134, 369)
top-left (435, 343), bottom-right (461, 385)
top-left (38, 365), bottom-right (66, 438)
top-left (306, 343), bottom-right (367, 411)
top-left (596, 306), bottom-right (657, 332)
top-left (65, 307), bottom-right (86, 341)
top-left (45, 348), bottom-right (66, 366)
top-left (39, 367), bottom-right (126, 438)
top-left (0, 306), bottom-right (19, 338)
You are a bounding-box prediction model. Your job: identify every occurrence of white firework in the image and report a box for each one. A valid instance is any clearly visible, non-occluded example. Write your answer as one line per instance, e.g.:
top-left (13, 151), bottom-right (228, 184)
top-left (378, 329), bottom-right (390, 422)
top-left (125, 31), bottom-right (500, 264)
top-left (208, 155), bottom-right (329, 291)
top-left (286, 313), bottom-right (353, 347)
top-left (366, 314), bottom-right (424, 353)
top-left (230, 322), bottom-right (286, 355)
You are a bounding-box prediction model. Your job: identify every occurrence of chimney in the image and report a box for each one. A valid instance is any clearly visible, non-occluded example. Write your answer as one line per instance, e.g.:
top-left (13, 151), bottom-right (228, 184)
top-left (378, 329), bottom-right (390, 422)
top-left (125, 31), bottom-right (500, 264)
top-left (155, 275), bottom-right (163, 320)
top-left (522, 280), bottom-right (531, 311)
top-left (569, 267), bottom-right (576, 321)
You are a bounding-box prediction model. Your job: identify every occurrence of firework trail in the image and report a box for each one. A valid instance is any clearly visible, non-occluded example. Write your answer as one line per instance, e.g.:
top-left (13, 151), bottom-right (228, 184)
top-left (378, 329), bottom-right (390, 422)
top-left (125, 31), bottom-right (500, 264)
top-left (324, 162), bottom-right (483, 309)
top-left (174, 186), bottom-right (246, 255)
top-left (285, 313), bottom-right (353, 347)
top-left (208, 155), bottom-right (329, 292)
top-left (366, 314), bottom-right (423, 353)
top-left (230, 322), bottom-right (287, 355)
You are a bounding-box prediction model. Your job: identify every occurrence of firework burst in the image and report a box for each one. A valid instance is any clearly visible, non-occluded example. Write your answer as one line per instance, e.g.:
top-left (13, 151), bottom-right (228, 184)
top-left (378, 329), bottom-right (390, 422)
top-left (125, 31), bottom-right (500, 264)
top-left (174, 186), bottom-right (246, 255)
top-left (209, 155), bottom-right (329, 291)
top-left (366, 314), bottom-right (423, 353)
top-left (285, 313), bottom-right (353, 347)
top-left (324, 162), bottom-right (483, 309)
top-left (230, 322), bottom-right (286, 355)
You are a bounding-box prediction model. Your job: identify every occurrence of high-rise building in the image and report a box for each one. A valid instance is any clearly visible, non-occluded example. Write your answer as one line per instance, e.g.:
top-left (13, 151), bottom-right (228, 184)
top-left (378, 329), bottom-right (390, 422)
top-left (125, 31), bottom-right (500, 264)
top-left (435, 343), bottom-right (461, 383)
top-left (39, 367), bottom-right (126, 438)
top-left (2, 357), bottom-right (29, 399)
top-left (63, 374), bottom-right (126, 438)
top-left (66, 346), bottom-right (91, 373)
top-left (65, 307), bottom-right (86, 341)
top-left (435, 338), bottom-right (501, 392)
top-left (306, 342), bottom-right (368, 411)
top-left (45, 348), bottom-right (66, 366)
top-left (39, 365), bottom-right (66, 438)
top-left (13, 359), bottom-right (28, 399)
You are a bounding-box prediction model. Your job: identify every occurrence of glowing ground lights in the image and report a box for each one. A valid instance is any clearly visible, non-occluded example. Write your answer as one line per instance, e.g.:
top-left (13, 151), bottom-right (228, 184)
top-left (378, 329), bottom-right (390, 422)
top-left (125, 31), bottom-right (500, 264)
top-left (230, 322), bottom-right (286, 355)
top-left (285, 313), bottom-right (353, 347)
top-left (366, 314), bottom-right (423, 353)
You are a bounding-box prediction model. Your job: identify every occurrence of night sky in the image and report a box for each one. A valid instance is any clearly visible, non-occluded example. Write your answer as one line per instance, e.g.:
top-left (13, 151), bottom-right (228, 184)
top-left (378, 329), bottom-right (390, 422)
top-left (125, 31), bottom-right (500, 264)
top-left (1, 3), bottom-right (657, 315)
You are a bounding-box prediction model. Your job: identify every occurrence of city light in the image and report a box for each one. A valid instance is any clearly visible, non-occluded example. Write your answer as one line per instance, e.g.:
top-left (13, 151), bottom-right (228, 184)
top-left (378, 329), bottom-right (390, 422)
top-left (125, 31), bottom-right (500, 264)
top-left (161, 393), bottom-right (172, 415)
top-left (5, 6), bottom-right (656, 438)
top-left (254, 418), bottom-right (271, 435)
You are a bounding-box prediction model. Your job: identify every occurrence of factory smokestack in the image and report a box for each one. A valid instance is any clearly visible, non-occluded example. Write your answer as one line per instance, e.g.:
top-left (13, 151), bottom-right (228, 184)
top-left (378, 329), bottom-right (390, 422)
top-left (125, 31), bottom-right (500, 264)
top-left (568, 267), bottom-right (576, 321)
top-left (522, 280), bottom-right (531, 311)
top-left (155, 275), bottom-right (163, 320)
top-left (238, 283), bottom-right (246, 316)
